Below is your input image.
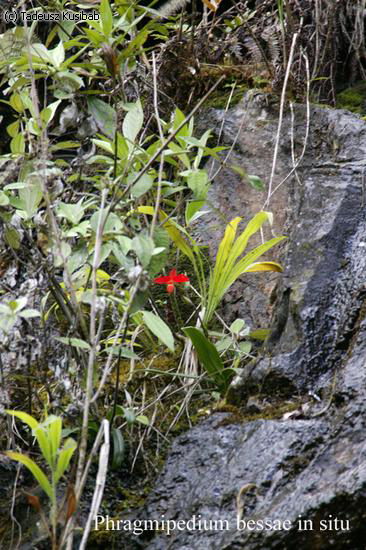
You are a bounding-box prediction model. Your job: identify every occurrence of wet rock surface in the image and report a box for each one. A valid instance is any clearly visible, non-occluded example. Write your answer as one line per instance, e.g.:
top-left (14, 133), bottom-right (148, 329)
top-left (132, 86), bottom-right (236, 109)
top-left (116, 95), bottom-right (366, 549)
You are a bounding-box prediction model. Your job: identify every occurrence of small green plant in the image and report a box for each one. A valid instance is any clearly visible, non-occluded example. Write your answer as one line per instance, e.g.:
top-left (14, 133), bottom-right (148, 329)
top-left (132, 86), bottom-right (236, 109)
top-left (0, 297), bottom-right (40, 335)
top-left (5, 411), bottom-right (77, 550)
top-left (203, 211), bottom-right (285, 325)
top-left (179, 212), bottom-right (285, 392)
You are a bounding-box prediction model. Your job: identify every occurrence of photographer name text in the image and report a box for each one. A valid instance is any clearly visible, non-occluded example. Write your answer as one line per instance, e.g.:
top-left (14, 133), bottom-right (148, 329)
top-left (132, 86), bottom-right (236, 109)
top-left (2, 9), bottom-right (99, 23)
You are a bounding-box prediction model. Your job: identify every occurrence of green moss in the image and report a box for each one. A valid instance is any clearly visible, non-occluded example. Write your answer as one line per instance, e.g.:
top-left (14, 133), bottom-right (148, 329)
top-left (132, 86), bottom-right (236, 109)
top-left (214, 399), bottom-right (300, 426)
top-left (336, 81), bottom-right (366, 114)
top-left (87, 524), bottom-right (119, 547)
top-left (205, 86), bottom-right (248, 108)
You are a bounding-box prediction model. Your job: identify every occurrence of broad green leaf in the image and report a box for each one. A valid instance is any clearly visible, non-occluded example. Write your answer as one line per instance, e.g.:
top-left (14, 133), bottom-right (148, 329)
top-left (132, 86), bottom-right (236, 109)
top-left (96, 269), bottom-right (110, 282)
top-left (116, 132), bottom-right (128, 159)
top-left (53, 241), bottom-right (72, 268)
top-left (49, 41), bottom-right (65, 68)
top-left (7, 120), bottom-right (19, 138)
top-left (142, 311), bottom-right (174, 352)
top-left (183, 327), bottom-right (234, 391)
top-left (249, 328), bottom-right (270, 340)
top-left (93, 138), bottom-right (114, 155)
top-left (40, 100), bottom-right (61, 126)
top-left (88, 97), bottom-right (116, 140)
top-left (136, 415), bottom-right (149, 426)
top-left (185, 200), bottom-right (205, 225)
top-left (82, 27), bottom-right (103, 46)
top-left (168, 141), bottom-right (190, 169)
top-left (18, 308), bottom-right (40, 319)
top-left (64, 221), bottom-right (89, 238)
top-left (230, 319), bottom-right (245, 334)
top-left (247, 174), bottom-right (266, 191)
top-left (19, 184), bottom-right (42, 219)
top-left (123, 100), bottom-right (143, 146)
top-left (57, 199), bottom-right (86, 225)
top-left (98, 243), bottom-right (113, 266)
top-left (29, 43), bottom-right (53, 65)
top-left (239, 341), bottom-right (252, 355)
top-left (130, 173), bottom-right (154, 198)
top-left (10, 133), bottom-right (25, 154)
top-left (9, 93), bottom-right (24, 113)
top-left (123, 408), bottom-right (135, 424)
top-left (90, 209), bottom-right (122, 233)
top-left (132, 234), bottom-right (154, 267)
top-left (111, 243), bottom-right (134, 270)
top-left (19, 92), bottom-right (37, 120)
top-left (4, 227), bottom-right (20, 249)
top-left (137, 206), bottom-right (154, 216)
top-left (53, 72), bottom-right (84, 97)
top-left (103, 346), bottom-right (140, 359)
top-left (0, 191), bottom-right (9, 206)
top-left (115, 235), bottom-right (132, 255)
top-left (55, 337), bottom-right (91, 350)
top-left (173, 107), bottom-right (187, 134)
top-left (9, 297), bottom-right (27, 312)
top-left (149, 227), bottom-right (169, 276)
top-left (100, 0), bottom-right (113, 37)
top-left (5, 451), bottom-right (53, 501)
top-left (215, 335), bottom-right (233, 353)
top-left (183, 169), bottom-right (209, 199)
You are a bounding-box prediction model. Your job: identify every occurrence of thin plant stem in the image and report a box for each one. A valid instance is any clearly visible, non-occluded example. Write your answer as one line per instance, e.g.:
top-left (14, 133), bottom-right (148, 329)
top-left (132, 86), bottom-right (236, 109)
top-left (263, 30), bottom-right (299, 210)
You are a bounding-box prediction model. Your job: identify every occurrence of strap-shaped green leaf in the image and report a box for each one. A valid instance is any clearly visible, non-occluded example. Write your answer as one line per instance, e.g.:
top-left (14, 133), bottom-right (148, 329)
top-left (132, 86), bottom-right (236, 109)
top-left (6, 410), bottom-right (38, 430)
top-left (34, 427), bottom-right (52, 470)
top-left (54, 438), bottom-right (77, 484)
top-left (183, 327), bottom-right (234, 391)
top-left (204, 213), bottom-right (285, 324)
top-left (48, 416), bottom-right (62, 469)
top-left (111, 429), bottom-right (125, 470)
top-left (211, 217), bottom-right (241, 295)
top-left (207, 217), bottom-right (241, 322)
top-left (223, 211), bottom-right (270, 278)
top-left (243, 261), bottom-right (283, 273)
top-left (5, 451), bottom-right (53, 502)
top-left (138, 206), bottom-right (195, 263)
top-left (224, 236), bottom-right (285, 289)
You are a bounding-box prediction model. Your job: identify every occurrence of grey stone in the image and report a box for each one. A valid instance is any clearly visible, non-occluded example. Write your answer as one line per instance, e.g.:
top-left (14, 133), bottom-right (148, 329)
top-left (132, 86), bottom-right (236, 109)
top-left (118, 95), bottom-right (366, 549)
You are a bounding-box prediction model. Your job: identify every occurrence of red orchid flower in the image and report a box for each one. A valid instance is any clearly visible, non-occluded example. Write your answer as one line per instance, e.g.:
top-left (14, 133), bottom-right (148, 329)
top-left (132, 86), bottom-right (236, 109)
top-left (154, 269), bottom-right (189, 294)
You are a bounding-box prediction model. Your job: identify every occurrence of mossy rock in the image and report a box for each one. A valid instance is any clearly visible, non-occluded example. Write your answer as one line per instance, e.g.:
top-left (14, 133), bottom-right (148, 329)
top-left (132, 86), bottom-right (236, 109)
top-left (336, 81), bottom-right (366, 114)
top-left (205, 86), bottom-right (248, 109)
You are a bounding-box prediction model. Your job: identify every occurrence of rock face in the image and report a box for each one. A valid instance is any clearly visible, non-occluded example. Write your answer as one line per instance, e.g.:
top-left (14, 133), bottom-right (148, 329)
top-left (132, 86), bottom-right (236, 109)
top-left (117, 95), bottom-right (366, 549)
